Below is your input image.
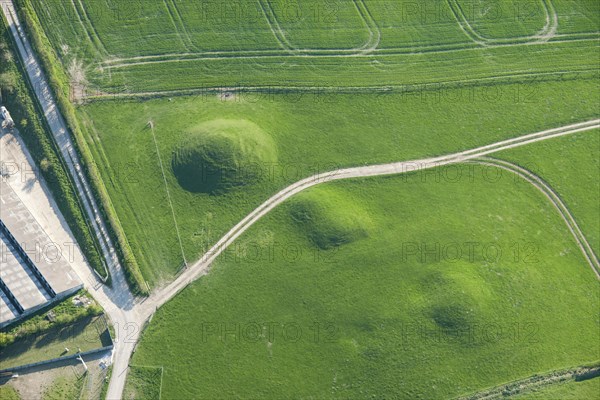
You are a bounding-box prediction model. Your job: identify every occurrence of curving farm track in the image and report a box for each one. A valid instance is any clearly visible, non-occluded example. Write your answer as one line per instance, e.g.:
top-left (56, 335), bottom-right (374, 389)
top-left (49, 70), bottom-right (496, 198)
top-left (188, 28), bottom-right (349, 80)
top-left (104, 119), bottom-right (600, 399)
top-left (1, 0), bottom-right (599, 398)
top-left (446, 0), bottom-right (558, 45)
top-left (470, 157), bottom-right (599, 278)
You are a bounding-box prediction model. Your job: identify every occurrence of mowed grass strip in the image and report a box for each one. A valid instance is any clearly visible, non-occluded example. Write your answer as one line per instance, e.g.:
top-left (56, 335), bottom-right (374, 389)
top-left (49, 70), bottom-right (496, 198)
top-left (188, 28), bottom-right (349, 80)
top-left (129, 167), bottom-right (600, 399)
top-left (77, 78), bottom-right (599, 284)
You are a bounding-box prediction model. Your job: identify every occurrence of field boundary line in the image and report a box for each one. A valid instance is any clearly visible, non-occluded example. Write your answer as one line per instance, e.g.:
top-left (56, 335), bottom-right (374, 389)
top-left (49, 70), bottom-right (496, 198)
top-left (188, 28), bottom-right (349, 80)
top-left (99, 39), bottom-right (483, 67)
top-left (148, 120), bottom-right (187, 267)
top-left (470, 157), bottom-right (600, 278)
top-left (0, 343), bottom-right (114, 374)
top-left (159, 365), bottom-right (164, 399)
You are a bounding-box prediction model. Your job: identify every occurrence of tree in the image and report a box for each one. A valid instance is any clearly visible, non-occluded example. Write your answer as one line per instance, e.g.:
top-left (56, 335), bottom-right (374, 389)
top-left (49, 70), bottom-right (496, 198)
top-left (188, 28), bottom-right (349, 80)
top-left (1, 49), bottom-right (13, 63)
top-left (0, 71), bottom-right (16, 94)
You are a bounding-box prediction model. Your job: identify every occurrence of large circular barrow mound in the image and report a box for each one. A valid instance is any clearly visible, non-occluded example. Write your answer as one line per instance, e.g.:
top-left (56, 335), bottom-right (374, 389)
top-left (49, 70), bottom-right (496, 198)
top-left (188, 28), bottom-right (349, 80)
top-left (172, 119), bottom-right (278, 194)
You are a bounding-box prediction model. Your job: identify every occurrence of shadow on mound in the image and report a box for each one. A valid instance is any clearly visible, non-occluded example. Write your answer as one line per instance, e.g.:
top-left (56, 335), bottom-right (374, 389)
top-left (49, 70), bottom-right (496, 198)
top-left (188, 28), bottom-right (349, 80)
top-left (172, 119), bottom-right (277, 194)
top-left (289, 189), bottom-right (372, 249)
top-left (430, 303), bottom-right (474, 331)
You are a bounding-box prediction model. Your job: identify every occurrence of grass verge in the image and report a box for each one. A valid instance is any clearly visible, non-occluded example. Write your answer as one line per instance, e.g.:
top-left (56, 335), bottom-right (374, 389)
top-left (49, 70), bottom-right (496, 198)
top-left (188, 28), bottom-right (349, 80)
top-left (123, 365), bottom-right (163, 400)
top-left (42, 374), bottom-right (84, 400)
top-left (0, 386), bottom-right (20, 400)
top-left (0, 291), bottom-right (103, 348)
top-left (0, 315), bottom-right (112, 370)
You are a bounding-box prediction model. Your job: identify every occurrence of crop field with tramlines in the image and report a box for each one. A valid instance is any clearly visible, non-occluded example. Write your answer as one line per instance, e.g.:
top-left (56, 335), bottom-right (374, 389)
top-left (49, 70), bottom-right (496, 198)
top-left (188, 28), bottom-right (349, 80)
top-left (9, 0), bottom-right (600, 398)
top-left (22, 0), bottom-right (599, 92)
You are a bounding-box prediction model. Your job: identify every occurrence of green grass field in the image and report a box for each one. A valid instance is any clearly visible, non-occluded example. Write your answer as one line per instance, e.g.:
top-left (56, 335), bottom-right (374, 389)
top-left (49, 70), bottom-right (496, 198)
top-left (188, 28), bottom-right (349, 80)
top-left (15, 0), bottom-right (600, 398)
top-left (123, 366), bottom-right (163, 400)
top-left (77, 78), bottom-right (598, 285)
top-left (0, 386), bottom-right (20, 400)
top-left (452, 0), bottom-right (549, 39)
top-left (497, 130), bottom-right (600, 256)
top-left (19, 0), bottom-right (599, 93)
top-left (264, 0), bottom-right (372, 50)
top-left (77, 78), bottom-right (598, 284)
top-left (129, 166), bottom-right (600, 399)
top-left (554, 0), bottom-right (600, 34)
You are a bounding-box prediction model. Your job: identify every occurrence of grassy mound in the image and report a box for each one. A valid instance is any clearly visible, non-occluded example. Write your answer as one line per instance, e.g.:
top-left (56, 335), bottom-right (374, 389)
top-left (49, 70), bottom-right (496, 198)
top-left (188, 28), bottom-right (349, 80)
top-left (420, 270), bottom-right (483, 338)
top-left (289, 188), bottom-right (372, 249)
top-left (172, 119), bottom-right (277, 194)
top-left (430, 303), bottom-right (475, 331)
top-left (128, 170), bottom-right (600, 399)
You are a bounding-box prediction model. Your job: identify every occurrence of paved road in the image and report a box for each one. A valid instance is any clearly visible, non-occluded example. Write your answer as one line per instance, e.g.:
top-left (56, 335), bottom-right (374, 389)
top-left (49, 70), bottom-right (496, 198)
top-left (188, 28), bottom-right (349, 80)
top-left (2, 2), bottom-right (598, 398)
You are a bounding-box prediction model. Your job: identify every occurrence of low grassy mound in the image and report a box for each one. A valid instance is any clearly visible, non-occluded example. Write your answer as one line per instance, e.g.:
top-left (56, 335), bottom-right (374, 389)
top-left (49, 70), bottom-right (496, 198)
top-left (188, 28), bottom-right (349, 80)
top-left (172, 119), bottom-right (277, 194)
top-left (289, 189), bottom-right (372, 249)
top-left (419, 271), bottom-right (481, 342)
top-left (128, 171), bottom-right (600, 399)
top-left (430, 303), bottom-right (475, 331)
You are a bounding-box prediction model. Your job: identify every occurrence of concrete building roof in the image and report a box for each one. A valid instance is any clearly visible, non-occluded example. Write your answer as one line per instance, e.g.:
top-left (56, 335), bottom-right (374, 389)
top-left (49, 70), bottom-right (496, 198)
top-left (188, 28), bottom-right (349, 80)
top-left (0, 180), bottom-right (82, 297)
top-left (0, 288), bottom-right (18, 325)
top-left (0, 232), bottom-right (49, 311)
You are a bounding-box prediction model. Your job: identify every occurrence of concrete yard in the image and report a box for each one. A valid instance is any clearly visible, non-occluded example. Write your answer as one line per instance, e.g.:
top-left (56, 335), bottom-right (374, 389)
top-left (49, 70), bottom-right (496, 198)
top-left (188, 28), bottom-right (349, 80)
top-left (0, 130), bottom-right (83, 327)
